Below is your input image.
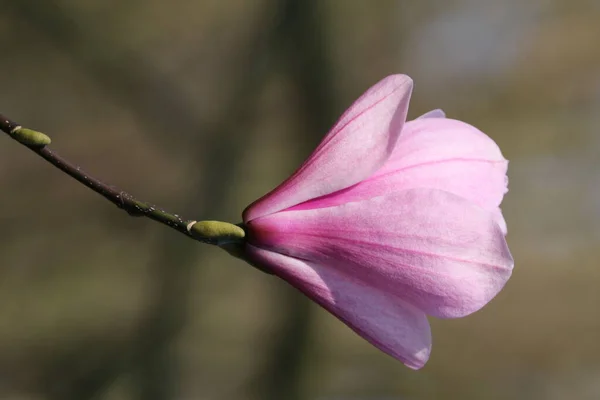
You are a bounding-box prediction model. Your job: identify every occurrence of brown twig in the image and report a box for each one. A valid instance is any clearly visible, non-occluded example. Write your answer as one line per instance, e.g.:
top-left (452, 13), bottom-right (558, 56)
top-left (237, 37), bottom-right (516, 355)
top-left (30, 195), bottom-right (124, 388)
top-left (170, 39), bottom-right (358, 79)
top-left (0, 113), bottom-right (196, 240)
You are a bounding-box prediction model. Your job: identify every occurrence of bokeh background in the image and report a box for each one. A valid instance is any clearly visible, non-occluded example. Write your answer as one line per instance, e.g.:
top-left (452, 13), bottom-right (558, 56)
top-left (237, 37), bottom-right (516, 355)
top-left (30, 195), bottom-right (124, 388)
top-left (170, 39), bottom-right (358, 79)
top-left (1, 1), bottom-right (599, 399)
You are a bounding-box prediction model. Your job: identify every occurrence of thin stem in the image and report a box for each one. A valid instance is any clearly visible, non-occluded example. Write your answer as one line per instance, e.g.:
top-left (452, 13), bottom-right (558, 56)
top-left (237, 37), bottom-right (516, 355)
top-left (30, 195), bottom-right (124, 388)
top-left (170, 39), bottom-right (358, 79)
top-left (0, 113), bottom-right (200, 242)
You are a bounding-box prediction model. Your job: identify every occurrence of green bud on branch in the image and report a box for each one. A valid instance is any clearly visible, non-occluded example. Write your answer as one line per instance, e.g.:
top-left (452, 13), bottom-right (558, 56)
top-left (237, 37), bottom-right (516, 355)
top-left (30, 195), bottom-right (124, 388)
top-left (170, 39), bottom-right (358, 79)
top-left (187, 220), bottom-right (246, 245)
top-left (10, 126), bottom-right (51, 147)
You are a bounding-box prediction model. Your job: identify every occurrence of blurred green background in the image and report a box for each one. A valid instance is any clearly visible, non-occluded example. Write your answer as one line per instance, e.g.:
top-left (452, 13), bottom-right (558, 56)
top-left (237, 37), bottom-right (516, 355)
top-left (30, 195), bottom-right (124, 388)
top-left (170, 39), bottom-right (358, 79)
top-left (1, 1), bottom-right (599, 399)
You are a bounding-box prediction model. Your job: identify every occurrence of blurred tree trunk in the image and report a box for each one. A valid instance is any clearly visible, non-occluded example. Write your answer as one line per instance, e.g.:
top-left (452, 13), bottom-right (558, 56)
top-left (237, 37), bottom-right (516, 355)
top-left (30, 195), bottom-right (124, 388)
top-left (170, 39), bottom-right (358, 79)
top-left (252, 1), bottom-right (336, 400)
top-left (131, 45), bottom-right (273, 400)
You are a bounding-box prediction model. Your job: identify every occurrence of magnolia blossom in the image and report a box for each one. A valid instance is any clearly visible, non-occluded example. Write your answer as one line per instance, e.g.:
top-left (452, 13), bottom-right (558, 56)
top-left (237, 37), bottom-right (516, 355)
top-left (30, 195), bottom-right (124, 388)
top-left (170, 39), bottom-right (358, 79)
top-left (241, 74), bottom-right (513, 369)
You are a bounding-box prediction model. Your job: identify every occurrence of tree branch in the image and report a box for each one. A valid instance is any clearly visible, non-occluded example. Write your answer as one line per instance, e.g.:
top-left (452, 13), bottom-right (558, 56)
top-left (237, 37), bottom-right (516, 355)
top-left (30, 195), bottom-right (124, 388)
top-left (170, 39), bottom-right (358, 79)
top-left (0, 113), bottom-right (198, 241)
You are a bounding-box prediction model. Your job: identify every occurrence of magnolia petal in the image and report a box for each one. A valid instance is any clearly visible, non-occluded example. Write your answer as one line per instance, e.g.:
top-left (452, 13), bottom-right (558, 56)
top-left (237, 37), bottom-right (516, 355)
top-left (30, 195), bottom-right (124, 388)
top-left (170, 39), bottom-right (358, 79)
top-left (248, 188), bottom-right (514, 319)
top-left (417, 109), bottom-right (446, 119)
top-left (382, 118), bottom-right (508, 209)
top-left (288, 118), bottom-right (508, 233)
top-left (243, 75), bottom-right (413, 222)
top-left (246, 244), bottom-right (432, 369)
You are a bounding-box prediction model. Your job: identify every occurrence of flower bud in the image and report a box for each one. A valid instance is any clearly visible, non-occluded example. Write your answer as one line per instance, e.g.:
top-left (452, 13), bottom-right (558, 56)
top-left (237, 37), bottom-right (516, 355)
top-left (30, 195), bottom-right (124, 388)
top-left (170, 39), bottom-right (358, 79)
top-left (187, 220), bottom-right (245, 245)
top-left (10, 127), bottom-right (51, 147)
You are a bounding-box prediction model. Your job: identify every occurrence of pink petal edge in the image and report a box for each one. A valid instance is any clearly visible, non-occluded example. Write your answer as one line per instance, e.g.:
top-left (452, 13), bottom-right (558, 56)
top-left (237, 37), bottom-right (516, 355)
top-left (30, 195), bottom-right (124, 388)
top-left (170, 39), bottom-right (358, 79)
top-left (246, 244), bottom-right (432, 369)
top-left (243, 75), bottom-right (413, 222)
top-left (417, 109), bottom-right (446, 119)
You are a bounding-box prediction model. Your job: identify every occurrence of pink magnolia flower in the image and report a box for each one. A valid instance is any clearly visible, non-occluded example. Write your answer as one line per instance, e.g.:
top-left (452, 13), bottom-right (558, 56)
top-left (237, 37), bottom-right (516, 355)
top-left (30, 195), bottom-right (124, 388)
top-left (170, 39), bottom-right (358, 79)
top-left (242, 74), bottom-right (513, 369)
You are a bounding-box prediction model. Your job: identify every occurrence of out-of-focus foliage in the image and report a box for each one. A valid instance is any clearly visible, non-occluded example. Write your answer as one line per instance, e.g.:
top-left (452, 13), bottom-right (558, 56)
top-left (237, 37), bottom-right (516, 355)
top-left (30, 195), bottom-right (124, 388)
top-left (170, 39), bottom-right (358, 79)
top-left (0, 1), bottom-right (599, 399)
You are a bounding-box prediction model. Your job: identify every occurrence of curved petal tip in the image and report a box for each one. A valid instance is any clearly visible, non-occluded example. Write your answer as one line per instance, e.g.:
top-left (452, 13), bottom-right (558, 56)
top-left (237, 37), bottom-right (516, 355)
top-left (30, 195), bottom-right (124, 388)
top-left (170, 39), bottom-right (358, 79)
top-left (246, 245), bottom-right (432, 369)
top-left (243, 75), bottom-right (414, 222)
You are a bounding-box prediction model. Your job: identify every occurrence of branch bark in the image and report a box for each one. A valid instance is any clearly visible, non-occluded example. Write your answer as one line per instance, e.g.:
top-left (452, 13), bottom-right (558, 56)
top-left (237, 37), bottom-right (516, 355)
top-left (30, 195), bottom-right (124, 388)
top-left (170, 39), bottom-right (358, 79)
top-left (0, 113), bottom-right (197, 240)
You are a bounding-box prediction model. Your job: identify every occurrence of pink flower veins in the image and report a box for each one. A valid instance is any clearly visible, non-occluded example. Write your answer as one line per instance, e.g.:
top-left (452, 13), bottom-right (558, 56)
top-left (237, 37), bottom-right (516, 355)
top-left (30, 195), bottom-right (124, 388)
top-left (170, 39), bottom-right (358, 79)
top-left (242, 75), bottom-right (513, 369)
